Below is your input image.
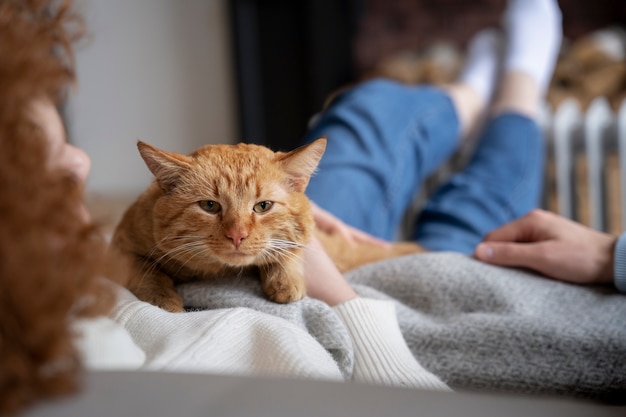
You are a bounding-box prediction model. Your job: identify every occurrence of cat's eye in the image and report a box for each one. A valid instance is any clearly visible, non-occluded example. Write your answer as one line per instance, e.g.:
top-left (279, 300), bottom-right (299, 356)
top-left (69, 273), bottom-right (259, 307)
top-left (199, 200), bottom-right (221, 214)
top-left (253, 201), bottom-right (273, 213)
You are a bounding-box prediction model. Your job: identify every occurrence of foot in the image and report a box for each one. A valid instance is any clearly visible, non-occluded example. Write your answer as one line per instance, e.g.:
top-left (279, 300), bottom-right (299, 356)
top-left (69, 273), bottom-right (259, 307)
top-left (446, 29), bottom-right (502, 136)
top-left (458, 28), bottom-right (503, 105)
top-left (503, 0), bottom-right (562, 93)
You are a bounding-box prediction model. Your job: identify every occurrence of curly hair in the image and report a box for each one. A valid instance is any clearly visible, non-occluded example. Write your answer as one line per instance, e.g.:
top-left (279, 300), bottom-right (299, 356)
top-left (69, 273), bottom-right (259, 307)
top-left (0, 0), bottom-right (113, 414)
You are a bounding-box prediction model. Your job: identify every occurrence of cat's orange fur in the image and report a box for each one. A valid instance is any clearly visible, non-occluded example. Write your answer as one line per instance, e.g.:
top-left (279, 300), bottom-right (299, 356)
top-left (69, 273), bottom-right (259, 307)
top-left (109, 139), bottom-right (423, 312)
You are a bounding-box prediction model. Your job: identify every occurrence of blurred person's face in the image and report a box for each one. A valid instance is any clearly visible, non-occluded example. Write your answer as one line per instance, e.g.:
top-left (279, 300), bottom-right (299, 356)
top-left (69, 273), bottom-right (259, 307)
top-left (30, 98), bottom-right (91, 219)
top-left (30, 99), bottom-right (91, 183)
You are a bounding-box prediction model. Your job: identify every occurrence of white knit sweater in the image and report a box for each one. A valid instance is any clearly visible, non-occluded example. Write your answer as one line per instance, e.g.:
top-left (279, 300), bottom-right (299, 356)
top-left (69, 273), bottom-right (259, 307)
top-left (74, 285), bottom-right (449, 391)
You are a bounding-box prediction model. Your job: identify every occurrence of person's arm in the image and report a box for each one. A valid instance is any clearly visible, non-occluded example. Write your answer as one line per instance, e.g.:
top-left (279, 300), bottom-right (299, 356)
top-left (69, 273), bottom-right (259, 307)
top-left (304, 236), bottom-right (450, 390)
top-left (475, 209), bottom-right (625, 292)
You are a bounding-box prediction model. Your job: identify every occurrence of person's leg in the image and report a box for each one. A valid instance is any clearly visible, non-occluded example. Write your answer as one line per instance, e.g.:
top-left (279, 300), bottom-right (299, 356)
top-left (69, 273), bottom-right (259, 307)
top-left (413, 0), bottom-right (562, 253)
top-left (413, 103), bottom-right (545, 253)
top-left (303, 81), bottom-right (459, 240)
top-left (303, 32), bottom-right (499, 240)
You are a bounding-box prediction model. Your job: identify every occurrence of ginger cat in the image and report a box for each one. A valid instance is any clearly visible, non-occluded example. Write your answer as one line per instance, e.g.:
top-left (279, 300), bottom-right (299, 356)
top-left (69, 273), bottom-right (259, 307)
top-left (109, 139), bottom-right (423, 312)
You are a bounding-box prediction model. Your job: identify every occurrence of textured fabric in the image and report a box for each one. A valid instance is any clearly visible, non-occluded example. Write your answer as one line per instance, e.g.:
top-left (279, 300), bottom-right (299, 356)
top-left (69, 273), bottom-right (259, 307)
top-left (177, 275), bottom-right (354, 377)
top-left (614, 232), bottom-right (626, 293)
top-left (88, 251), bottom-right (626, 401)
top-left (346, 252), bottom-right (626, 403)
top-left (179, 252), bottom-right (626, 402)
top-left (333, 298), bottom-right (450, 390)
top-left (178, 277), bottom-right (448, 389)
top-left (89, 283), bottom-right (445, 390)
top-left (108, 286), bottom-right (342, 380)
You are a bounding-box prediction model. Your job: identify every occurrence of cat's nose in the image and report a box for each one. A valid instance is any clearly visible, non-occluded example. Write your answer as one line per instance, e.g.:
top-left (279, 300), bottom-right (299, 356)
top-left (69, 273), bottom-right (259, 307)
top-left (226, 230), bottom-right (248, 248)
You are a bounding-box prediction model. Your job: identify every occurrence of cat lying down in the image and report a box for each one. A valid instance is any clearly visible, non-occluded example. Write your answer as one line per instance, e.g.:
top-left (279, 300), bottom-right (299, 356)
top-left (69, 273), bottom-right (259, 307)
top-left (108, 139), bottom-right (423, 312)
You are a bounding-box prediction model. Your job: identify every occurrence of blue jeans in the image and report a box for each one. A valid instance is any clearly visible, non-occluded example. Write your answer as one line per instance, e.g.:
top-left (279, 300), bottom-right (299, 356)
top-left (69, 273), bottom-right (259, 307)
top-left (303, 78), bottom-right (544, 254)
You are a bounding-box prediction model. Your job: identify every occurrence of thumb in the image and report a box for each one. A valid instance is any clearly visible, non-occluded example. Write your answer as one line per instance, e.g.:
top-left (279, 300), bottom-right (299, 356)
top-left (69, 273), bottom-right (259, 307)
top-left (475, 241), bottom-right (546, 270)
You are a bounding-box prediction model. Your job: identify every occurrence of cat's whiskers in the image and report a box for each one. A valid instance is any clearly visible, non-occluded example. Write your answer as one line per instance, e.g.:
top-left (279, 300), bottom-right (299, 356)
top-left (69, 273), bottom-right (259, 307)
top-left (233, 266), bottom-right (247, 282)
top-left (259, 238), bottom-right (304, 267)
top-left (137, 240), bottom-right (174, 290)
top-left (139, 235), bottom-right (209, 285)
top-left (268, 238), bottom-right (305, 249)
top-left (159, 241), bottom-right (211, 275)
top-left (143, 234), bottom-right (203, 267)
top-left (157, 234), bottom-right (208, 247)
top-left (258, 250), bottom-right (300, 277)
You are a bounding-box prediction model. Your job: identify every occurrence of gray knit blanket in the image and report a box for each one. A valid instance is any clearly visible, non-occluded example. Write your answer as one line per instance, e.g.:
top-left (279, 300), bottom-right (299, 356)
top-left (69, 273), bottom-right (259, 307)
top-left (177, 252), bottom-right (626, 403)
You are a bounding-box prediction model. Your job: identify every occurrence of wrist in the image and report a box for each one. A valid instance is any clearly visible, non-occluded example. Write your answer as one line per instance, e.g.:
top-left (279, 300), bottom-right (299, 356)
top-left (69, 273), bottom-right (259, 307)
top-left (321, 286), bottom-right (358, 307)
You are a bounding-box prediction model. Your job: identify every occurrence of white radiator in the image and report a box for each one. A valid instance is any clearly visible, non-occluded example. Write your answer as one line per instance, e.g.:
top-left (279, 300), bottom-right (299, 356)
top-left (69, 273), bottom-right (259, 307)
top-left (402, 97), bottom-right (626, 239)
top-left (542, 98), bottom-right (626, 234)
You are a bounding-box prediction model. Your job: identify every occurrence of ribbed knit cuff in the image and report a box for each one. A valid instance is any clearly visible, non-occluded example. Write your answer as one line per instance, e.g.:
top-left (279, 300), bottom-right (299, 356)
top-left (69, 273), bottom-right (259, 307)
top-left (333, 298), bottom-right (450, 391)
top-left (614, 233), bottom-right (626, 293)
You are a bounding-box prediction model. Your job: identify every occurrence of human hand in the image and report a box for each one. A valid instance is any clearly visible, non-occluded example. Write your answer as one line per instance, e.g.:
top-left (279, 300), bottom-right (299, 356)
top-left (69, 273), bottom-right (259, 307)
top-left (310, 201), bottom-right (389, 247)
top-left (303, 235), bottom-right (357, 306)
top-left (474, 209), bottom-right (616, 285)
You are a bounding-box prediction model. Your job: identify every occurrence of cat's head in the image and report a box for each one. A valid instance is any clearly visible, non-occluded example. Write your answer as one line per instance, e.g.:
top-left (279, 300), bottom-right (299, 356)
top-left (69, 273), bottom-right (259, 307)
top-left (137, 139), bottom-right (326, 268)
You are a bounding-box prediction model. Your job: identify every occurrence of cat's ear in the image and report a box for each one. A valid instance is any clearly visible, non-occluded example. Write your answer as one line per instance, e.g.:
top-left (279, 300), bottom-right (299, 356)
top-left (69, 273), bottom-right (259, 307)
top-left (137, 141), bottom-right (192, 192)
top-left (278, 138), bottom-right (327, 192)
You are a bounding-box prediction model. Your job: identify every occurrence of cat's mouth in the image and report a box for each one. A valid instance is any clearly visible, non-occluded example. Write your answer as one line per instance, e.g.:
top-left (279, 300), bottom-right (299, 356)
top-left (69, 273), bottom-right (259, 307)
top-left (220, 250), bottom-right (256, 265)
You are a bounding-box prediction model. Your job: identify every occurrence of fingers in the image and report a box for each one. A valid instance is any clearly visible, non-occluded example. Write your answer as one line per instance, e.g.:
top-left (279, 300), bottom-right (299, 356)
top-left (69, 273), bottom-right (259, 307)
top-left (476, 210), bottom-right (618, 285)
top-left (476, 239), bottom-right (572, 281)
top-left (481, 212), bottom-right (535, 243)
top-left (321, 218), bottom-right (359, 246)
top-left (329, 222), bottom-right (357, 245)
top-left (475, 240), bottom-right (547, 271)
top-left (311, 201), bottom-right (389, 247)
top-left (476, 213), bottom-right (559, 269)
top-left (482, 209), bottom-right (556, 243)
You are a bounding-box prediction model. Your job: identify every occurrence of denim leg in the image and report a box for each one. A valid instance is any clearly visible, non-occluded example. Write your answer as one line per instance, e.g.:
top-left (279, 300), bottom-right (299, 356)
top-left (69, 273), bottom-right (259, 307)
top-left (303, 79), bottom-right (461, 240)
top-left (413, 113), bottom-right (545, 253)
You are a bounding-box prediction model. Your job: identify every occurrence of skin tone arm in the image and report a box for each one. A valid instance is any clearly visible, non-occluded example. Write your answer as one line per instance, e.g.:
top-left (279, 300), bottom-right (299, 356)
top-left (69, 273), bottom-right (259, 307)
top-left (303, 235), bottom-right (357, 306)
top-left (475, 209), bottom-right (616, 285)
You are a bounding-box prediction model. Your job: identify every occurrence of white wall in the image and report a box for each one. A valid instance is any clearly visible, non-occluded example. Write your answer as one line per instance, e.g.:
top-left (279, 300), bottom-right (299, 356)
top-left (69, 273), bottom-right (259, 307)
top-left (69, 0), bottom-right (237, 197)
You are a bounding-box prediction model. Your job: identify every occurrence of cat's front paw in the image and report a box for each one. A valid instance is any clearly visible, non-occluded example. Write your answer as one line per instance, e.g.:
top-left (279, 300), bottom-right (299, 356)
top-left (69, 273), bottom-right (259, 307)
top-left (128, 270), bottom-right (185, 312)
top-left (158, 296), bottom-right (185, 313)
top-left (262, 273), bottom-right (306, 304)
top-left (136, 288), bottom-right (185, 312)
top-left (268, 283), bottom-right (306, 304)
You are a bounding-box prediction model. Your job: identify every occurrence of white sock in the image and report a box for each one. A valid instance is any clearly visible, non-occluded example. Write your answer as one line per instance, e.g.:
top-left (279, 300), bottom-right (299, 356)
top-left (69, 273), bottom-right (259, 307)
top-left (458, 29), bottom-right (502, 104)
top-left (503, 0), bottom-right (562, 92)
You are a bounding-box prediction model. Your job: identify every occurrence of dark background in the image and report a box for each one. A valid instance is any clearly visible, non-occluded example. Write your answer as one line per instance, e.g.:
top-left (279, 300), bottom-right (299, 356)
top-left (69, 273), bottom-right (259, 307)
top-left (229, 0), bottom-right (626, 151)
